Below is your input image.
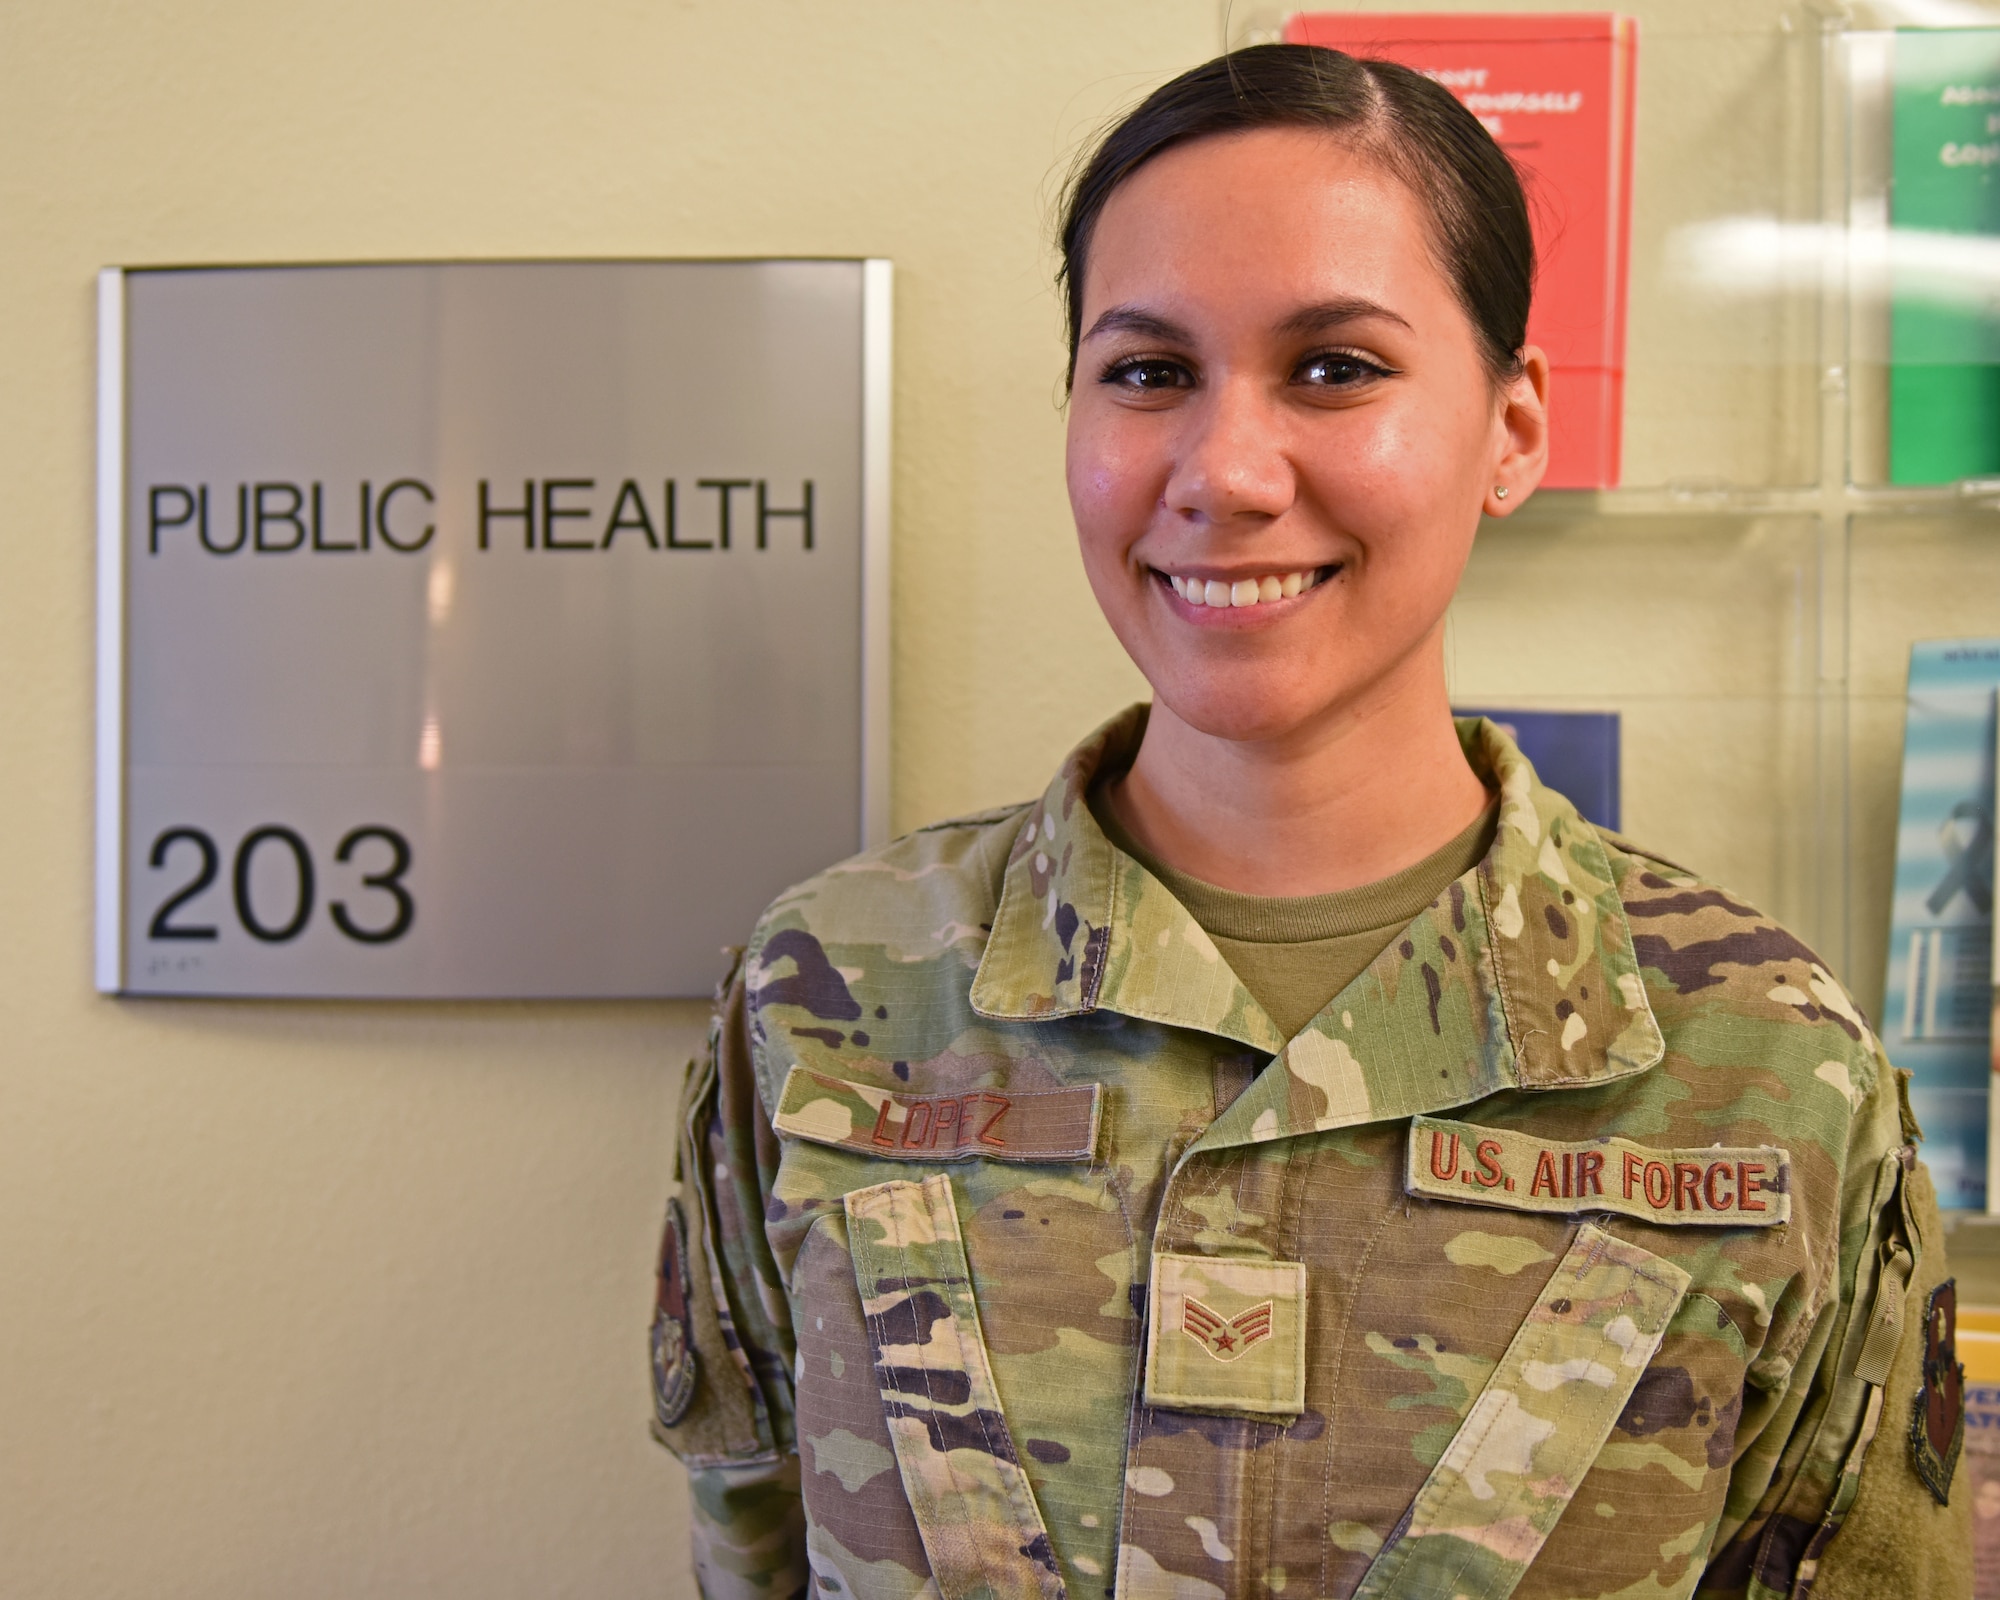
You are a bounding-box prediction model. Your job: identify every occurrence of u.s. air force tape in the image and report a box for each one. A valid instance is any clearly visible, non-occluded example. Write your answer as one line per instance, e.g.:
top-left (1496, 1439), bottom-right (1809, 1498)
top-left (1406, 1114), bottom-right (1791, 1226)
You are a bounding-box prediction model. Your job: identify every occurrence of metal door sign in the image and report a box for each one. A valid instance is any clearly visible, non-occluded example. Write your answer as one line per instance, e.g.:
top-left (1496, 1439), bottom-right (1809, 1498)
top-left (96, 260), bottom-right (891, 997)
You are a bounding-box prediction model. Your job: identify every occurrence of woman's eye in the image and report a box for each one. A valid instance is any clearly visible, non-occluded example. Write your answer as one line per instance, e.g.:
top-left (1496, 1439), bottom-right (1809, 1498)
top-left (1103, 358), bottom-right (1193, 393)
top-left (1296, 352), bottom-right (1392, 389)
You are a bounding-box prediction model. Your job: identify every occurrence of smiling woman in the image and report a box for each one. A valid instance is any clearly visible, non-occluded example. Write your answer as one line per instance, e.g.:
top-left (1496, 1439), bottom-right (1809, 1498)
top-left (1063, 109), bottom-right (1543, 896)
top-left (648, 44), bottom-right (1969, 1600)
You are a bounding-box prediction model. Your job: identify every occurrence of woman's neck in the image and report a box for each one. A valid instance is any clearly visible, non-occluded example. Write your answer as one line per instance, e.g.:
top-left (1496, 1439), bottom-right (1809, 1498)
top-left (1103, 656), bottom-right (1491, 898)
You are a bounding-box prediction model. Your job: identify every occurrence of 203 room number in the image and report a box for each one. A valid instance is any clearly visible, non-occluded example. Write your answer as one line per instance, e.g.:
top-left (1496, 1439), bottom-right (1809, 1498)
top-left (146, 825), bottom-right (415, 945)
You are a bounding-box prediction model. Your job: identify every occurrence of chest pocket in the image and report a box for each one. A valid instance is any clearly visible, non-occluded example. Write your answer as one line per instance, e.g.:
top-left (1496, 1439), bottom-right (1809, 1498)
top-left (842, 1175), bottom-right (1067, 1600)
top-left (772, 1067), bottom-right (1125, 1600)
top-left (1356, 1223), bottom-right (1691, 1600)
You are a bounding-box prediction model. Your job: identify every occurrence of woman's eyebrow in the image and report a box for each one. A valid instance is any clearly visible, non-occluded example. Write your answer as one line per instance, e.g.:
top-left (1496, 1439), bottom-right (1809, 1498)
top-left (1081, 306), bottom-right (1194, 345)
top-left (1277, 298), bottom-right (1413, 337)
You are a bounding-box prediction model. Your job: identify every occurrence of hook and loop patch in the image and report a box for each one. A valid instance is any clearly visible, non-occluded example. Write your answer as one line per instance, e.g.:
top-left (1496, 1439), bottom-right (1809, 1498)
top-left (1912, 1278), bottom-right (1965, 1505)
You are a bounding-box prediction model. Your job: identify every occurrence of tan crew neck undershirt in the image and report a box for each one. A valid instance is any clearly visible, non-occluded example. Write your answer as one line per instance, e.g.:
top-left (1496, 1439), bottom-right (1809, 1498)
top-left (1088, 789), bottom-right (1498, 1040)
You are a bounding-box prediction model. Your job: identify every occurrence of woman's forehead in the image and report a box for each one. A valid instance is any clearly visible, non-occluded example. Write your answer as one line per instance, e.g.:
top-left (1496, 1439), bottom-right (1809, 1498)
top-left (1082, 128), bottom-right (1446, 320)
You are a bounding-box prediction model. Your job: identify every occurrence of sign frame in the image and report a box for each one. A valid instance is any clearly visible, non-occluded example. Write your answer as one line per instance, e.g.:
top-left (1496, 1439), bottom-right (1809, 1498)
top-left (93, 257), bottom-right (894, 997)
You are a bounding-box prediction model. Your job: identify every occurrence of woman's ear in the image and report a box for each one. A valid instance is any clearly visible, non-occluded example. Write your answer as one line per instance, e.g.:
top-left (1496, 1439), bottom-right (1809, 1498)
top-left (1483, 345), bottom-right (1551, 518)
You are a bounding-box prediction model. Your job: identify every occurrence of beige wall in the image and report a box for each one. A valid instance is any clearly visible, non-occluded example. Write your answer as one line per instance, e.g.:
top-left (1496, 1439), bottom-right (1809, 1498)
top-left (1, 1), bottom-right (1972, 1595)
top-left (0, 4), bottom-right (1195, 1594)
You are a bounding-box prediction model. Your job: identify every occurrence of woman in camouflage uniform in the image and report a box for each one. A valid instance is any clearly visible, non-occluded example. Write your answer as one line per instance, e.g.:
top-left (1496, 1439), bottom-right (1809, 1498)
top-left (650, 44), bottom-right (1971, 1600)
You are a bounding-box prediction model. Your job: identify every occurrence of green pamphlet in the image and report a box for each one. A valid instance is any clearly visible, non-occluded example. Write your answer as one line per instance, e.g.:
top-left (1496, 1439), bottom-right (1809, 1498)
top-left (1892, 29), bottom-right (2000, 486)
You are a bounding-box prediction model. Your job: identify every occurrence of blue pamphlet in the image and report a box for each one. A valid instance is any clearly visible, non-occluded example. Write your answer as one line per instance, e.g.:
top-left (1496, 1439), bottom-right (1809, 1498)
top-left (1882, 640), bottom-right (2000, 1211)
top-left (1456, 707), bottom-right (1621, 831)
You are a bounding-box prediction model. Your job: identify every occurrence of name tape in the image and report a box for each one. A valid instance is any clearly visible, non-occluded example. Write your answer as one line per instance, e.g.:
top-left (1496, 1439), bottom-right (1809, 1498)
top-left (1406, 1114), bottom-right (1791, 1227)
top-left (772, 1067), bottom-right (1101, 1164)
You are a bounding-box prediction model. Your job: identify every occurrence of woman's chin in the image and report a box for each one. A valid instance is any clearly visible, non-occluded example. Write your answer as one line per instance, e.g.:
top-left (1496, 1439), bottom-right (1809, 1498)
top-left (1149, 677), bottom-right (1343, 749)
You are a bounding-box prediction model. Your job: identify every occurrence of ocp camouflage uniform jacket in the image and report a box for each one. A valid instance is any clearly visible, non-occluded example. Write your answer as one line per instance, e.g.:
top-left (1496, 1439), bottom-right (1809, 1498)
top-left (651, 708), bottom-right (1971, 1600)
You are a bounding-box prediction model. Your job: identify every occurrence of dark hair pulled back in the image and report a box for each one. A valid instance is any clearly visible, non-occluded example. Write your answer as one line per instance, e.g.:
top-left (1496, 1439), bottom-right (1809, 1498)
top-left (1058, 44), bottom-right (1534, 387)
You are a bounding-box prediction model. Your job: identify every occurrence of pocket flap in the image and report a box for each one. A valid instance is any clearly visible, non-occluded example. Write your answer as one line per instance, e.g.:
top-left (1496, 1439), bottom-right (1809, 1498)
top-left (1357, 1223), bottom-right (1692, 1600)
top-left (844, 1175), bottom-right (1065, 1600)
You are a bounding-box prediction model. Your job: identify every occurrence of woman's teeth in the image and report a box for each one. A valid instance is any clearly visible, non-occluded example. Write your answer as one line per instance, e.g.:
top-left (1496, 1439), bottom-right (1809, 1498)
top-left (1165, 569), bottom-right (1324, 608)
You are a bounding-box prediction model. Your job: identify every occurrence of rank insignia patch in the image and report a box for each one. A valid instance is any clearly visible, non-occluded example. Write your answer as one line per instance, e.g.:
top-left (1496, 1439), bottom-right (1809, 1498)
top-left (1182, 1296), bottom-right (1274, 1362)
top-left (1911, 1278), bottom-right (1964, 1505)
top-left (651, 1198), bottom-right (699, 1431)
top-left (1145, 1252), bottom-right (1306, 1416)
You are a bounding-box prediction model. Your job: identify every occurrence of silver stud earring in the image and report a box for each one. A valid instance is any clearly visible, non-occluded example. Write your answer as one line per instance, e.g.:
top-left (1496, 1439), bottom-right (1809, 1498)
top-left (1493, 486), bottom-right (1509, 500)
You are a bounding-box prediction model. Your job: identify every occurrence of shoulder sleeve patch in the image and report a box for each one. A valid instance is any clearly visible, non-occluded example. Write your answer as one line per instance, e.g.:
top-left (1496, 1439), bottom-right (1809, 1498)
top-left (1913, 1279), bottom-right (1966, 1504)
top-left (651, 1197), bottom-right (699, 1429)
top-left (1407, 1115), bottom-right (1792, 1227)
top-left (771, 1066), bottom-right (1101, 1163)
top-left (652, 1029), bottom-right (786, 1468)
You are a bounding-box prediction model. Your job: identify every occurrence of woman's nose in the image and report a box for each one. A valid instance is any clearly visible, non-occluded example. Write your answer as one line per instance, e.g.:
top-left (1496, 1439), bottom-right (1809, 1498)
top-left (1160, 377), bottom-right (1295, 527)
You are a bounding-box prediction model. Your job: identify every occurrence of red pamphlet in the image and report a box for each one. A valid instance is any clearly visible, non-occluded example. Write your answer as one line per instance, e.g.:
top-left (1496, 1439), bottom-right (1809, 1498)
top-left (1284, 12), bottom-right (1639, 488)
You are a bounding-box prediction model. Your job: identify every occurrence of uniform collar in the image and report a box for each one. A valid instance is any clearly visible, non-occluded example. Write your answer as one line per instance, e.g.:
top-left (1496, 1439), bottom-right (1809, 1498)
top-left (969, 705), bottom-right (1664, 1139)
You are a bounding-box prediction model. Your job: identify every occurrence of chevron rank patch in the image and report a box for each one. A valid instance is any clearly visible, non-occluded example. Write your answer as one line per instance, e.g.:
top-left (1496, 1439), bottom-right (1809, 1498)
top-left (1406, 1115), bottom-right (1792, 1227)
top-left (1145, 1252), bottom-right (1306, 1416)
top-left (1182, 1296), bottom-right (1274, 1361)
